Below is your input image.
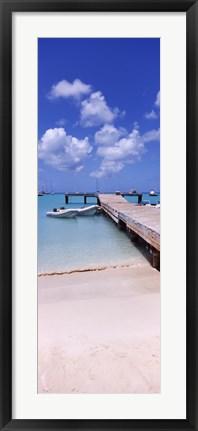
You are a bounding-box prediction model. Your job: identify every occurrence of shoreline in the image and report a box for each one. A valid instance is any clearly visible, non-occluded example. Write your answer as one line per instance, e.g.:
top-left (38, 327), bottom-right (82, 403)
top-left (38, 253), bottom-right (152, 277)
top-left (38, 264), bottom-right (160, 394)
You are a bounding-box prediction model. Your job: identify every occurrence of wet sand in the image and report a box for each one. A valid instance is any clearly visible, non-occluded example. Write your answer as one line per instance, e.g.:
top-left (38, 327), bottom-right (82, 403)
top-left (38, 263), bottom-right (160, 393)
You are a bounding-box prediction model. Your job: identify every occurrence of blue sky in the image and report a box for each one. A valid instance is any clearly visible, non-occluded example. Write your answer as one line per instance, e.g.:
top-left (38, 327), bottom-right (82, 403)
top-left (38, 38), bottom-right (160, 193)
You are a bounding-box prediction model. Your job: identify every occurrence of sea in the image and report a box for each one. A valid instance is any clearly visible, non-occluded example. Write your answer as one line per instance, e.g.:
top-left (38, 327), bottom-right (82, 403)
top-left (38, 193), bottom-right (160, 274)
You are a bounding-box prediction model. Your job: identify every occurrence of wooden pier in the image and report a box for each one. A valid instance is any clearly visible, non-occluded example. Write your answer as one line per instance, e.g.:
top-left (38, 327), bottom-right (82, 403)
top-left (65, 192), bottom-right (142, 205)
top-left (65, 193), bottom-right (100, 204)
top-left (64, 192), bottom-right (160, 268)
top-left (98, 194), bottom-right (160, 268)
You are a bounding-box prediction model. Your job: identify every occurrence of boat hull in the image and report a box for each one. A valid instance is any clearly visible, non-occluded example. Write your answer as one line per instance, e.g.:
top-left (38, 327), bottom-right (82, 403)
top-left (76, 205), bottom-right (99, 216)
top-left (46, 209), bottom-right (78, 218)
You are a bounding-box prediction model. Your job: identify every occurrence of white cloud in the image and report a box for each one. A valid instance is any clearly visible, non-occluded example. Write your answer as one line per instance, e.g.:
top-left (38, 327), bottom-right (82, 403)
top-left (80, 91), bottom-right (119, 127)
top-left (96, 127), bottom-right (145, 161)
top-left (75, 165), bottom-right (84, 173)
top-left (90, 160), bottom-right (124, 178)
top-left (90, 124), bottom-right (160, 178)
top-left (120, 110), bottom-right (126, 118)
top-left (155, 91), bottom-right (160, 107)
top-left (95, 124), bottom-right (126, 146)
top-left (48, 79), bottom-right (91, 100)
top-left (56, 118), bottom-right (66, 126)
top-left (38, 128), bottom-right (92, 172)
top-left (145, 91), bottom-right (160, 119)
top-left (143, 128), bottom-right (160, 142)
top-left (145, 109), bottom-right (158, 120)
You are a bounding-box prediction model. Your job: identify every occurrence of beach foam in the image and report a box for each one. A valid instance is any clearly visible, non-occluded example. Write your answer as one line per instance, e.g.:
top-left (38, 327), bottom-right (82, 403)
top-left (38, 257), bottom-right (150, 277)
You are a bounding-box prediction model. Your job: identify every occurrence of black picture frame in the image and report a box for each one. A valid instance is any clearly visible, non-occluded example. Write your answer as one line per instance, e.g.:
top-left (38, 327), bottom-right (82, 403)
top-left (0, 0), bottom-right (197, 430)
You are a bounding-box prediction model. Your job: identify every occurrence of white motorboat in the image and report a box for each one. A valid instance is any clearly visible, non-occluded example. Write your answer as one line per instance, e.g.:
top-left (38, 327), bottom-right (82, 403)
top-left (76, 205), bottom-right (99, 216)
top-left (149, 190), bottom-right (158, 196)
top-left (46, 207), bottom-right (78, 218)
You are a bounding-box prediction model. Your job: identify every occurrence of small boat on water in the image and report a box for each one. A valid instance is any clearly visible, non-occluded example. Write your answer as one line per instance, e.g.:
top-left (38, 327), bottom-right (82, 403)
top-left (46, 207), bottom-right (78, 218)
top-left (76, 205), bottom-right (99, 216)
top-left (149, 190), bottom-right (158, 196)
top-left (46, 205), bottom-right (99, 218)
top-left (129, 188), bottom-right (136, 194)
top-left (38, 192), bottom-right (44, 196)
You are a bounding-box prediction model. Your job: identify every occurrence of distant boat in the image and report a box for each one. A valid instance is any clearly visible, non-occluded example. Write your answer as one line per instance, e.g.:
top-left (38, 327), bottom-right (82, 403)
top-left (38, 192), bottom-right (44, 196)
top-left (76, 205), bottom-right (99, 216)
top-left (50, 180), bottom-right (55, 194)
top-left (149, 190), bottom-right (158, 196)
top-left (115, 191), bottom-right (121, 195)
top-left (46, 207), bottom-right (78, 218)
top-left (129, 188), bottom-right (136, 194)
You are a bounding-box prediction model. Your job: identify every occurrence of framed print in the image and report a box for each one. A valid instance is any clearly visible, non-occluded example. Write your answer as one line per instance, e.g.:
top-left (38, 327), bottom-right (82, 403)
top-left (0, 0), bottom-right (198, 430)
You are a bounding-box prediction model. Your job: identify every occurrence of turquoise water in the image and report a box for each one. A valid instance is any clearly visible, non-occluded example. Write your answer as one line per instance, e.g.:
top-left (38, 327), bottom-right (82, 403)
top-left (124, 193), bottom-right (160, 205)
top-left (38, 193), bottom-right (159, 274)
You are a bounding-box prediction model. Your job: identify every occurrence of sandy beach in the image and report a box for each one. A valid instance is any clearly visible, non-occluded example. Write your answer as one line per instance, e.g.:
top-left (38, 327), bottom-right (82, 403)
top-left (38, 263), bottom-right (160, 394)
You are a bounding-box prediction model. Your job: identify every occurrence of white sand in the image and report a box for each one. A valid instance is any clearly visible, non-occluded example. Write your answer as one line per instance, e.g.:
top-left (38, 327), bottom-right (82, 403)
top-left (38, 263), bottom-right (160, 394)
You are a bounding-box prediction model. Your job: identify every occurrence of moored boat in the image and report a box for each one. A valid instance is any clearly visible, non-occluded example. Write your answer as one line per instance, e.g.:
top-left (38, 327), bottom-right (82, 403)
top-left (46, 208), bottom-right (78, 218)
top-left (76, 205), bottom-right (99, 216)
top-left (149, 190), bottom-right (158, 196)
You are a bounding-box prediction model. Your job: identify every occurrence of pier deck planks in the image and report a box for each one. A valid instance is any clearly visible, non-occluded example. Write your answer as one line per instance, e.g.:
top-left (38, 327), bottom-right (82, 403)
top-left (98, 194), bottom-right (160, 252)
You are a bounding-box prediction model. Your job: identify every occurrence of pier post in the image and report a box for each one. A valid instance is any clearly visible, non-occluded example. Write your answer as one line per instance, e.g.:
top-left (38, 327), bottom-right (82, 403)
top-left (152, 249), bottom-right (160, 269)
top-left (84, 195), bottom-right (87, 204)
top-left (138, 194), bottom-right (142, 204)
top-left (130, 231), bottom-right (139, 243)
top-left (118, 219), bottom-right (125, 231)
top-left (65, 195), bottom-right (69, 204)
